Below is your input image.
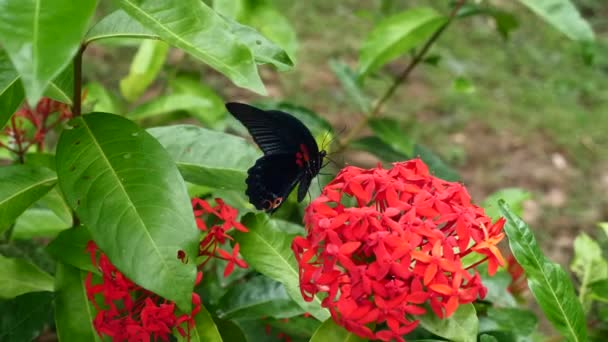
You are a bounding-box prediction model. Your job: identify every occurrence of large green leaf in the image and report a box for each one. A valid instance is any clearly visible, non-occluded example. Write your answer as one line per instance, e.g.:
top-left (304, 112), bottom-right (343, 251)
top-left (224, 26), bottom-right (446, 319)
top-left (178, 303), bottom-right (223, 342)
top-left (218, 275), bottom-right (304, 320)
top-left (329, 60), bottom-right (370, 113)
top-left (46, 227), bottom-right (98, 273)
top-left (478, 307), bottom-right (537, 336)
top-left (517, 0), bottom-right (594, 42)
top-left (0, 255), bottom-right (54, 299)
top-left (309, 319), bottom-right (365, 342)
top-left (54, 263), bottom-right (101, 342)
top-left (0, 0), bottom-right (97, 105)
top-left (358, 7), bottom-right (447, 79)
top-left (44, 63), bottom-right (74, 105)
top-left (120, 39), bottom-right (168, 102)
top-left (499, 201), bottom-right (587, 342)
top-left (418, 304), bottom-right (478, 342)
top-left (148, 125), bottom-right (260, 191)
top-left (12, 207), bottom-right (71, 240)
top-left (0, 291), bottom-right (54, 341)
top-left (590, 279), bottom-right (608, 303)
top-left (571, 232), bottom-right (608, 311)
top-left (85, 9), bottom-right (158, 43)
top-left (55, 113), bottom-right (199, 310)
top-left (235, 213), bottom-right (330, 321)
top-left (0, 165), bottom-right (56, 234)
top-left (118, 0), bottom-right (266, 94)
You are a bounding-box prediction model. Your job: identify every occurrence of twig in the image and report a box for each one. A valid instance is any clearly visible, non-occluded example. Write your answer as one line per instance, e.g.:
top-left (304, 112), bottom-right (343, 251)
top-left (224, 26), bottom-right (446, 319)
top-left (338, 0), bottom-right (468, 150)
top-left (72, 45), bottom-right (85, 117)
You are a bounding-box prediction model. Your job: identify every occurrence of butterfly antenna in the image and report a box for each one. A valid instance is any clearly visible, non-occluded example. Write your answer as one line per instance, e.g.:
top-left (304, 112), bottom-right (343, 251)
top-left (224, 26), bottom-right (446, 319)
top-left (321, 125), bottom-right (347, 151)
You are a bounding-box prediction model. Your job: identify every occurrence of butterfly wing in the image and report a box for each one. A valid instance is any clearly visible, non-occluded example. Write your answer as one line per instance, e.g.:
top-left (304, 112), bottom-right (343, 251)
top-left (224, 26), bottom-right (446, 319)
top-left (246, 154), bottom-right (305, 212)
top-left (226, 102), bottom-right (319, 157)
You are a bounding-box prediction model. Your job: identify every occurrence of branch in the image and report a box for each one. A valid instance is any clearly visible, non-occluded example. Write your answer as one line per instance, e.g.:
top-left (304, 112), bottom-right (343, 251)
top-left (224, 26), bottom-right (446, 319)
top-left (338, 0), bottom-right (467, 149)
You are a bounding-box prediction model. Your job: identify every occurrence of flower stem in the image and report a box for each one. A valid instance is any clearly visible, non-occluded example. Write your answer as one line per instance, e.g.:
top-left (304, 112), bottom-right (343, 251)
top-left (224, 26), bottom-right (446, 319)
top-left (72, 45), bottom-right (85, 117)
top-left (338, 0), bottom-right (467, 150)
top-left (11, 116), bottom-right (25, 164)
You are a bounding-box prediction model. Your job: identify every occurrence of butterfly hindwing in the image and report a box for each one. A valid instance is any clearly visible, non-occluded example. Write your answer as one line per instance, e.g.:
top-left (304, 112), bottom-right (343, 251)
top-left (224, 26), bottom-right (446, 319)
top-left (246, 154), bottom-right (304, 212)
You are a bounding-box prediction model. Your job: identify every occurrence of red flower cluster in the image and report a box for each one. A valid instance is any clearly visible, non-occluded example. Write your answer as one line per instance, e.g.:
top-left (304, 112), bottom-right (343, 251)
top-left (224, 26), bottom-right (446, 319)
top-left (192, 198), bottom-right (249, 276)
top-left (85, 241), bottom-right (202, 341)
top-left (292, 159), bottom-right (505, 341)
top-left (1, 97), bottom-right (74, 158)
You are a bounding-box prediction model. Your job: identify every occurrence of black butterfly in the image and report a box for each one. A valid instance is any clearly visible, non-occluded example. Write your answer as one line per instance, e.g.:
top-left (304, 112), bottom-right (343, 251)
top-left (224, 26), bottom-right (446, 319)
top-left (226, 102), bottom-right (327, 213)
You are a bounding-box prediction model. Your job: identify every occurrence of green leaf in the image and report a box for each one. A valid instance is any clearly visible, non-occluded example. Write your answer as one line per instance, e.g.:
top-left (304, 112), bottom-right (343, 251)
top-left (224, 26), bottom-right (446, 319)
top-left (265, 315), bottom-right (321, 338)
top-left (368, 118), bottom-right (414, 156)
top-left (162, 75), bottom-right (225, 127)
top-left (479, 335), bottom-right (499, 342)
top-left (0, 77), bottom-right (24, 129)
top-left (44, 63), bottom-right (74, 105)
top-left (418, 304), bottom-right (478, 342)
top-left (452, 76), bottom-right (476, 94)
top-left (571, 232), bottom-right (608, 311)
top-left (414, 144), bottom-right (460, 181)
top-left (235, 213), bottom-right (330, 321)
top-left (483, 188), bottom-right (531, 222)
top-left (0, 165), bottom-right (56, 234)
top-left (12, 208), bottom-right (71, 240)
top-left (84, 82), bottom-right (124, 114)
top-left (120, 39), bottom-right (168, 102)
top-left (0, 291), bottom-right (54, 342)
top-left (0, 255), bottom-right (54, 299)
top-left (149, 125), bottom-right (260, 191)
top-left (54, 263), bottom-right (101, 342)
top-left (590, 279), bottom-right (608, 302)
top-left (46, 227), bottom-right (97, 273)
top-left (358, 7), bottom-right (447, 79)
top-left (55, 113), bottom-right (199, 311)
top-left (499, 201), bottom-right (587, 342)
top-left (213, 0), bottom-right (245, 19)
top-left (85, 9), bottom-right (158, 43)
top-left (118, 0), bottom-right (266, 95)
top-left (0, 0), bottom-right (97, 105)
top-left (350, 136), bottom-right (409, 162)
top-left (180, 303), bottom-right (223, 342)
top-left (329, 60), bottom-right (370, 113)
top-left (218, 275), bottom-right (304, 320)
top-left (243, 3), bottom-right (298, 65)
top-left (309, 319), bottom-right (365, 342)
top-left (479, 307), bottom-right (538, 335)
top-left (129, 93), bottom-right (217, 121)
top-left (228, 16), bottom-right (294, 71)
top-left (517, 0), bottom-right (595, 42)
top-left (214, 317), bottom-right (247, 342)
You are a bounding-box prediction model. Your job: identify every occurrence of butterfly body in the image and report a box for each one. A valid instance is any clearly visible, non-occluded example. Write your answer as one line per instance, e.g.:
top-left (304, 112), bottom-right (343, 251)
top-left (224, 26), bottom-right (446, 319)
top-left (226, 102), bottom-right (326, 213)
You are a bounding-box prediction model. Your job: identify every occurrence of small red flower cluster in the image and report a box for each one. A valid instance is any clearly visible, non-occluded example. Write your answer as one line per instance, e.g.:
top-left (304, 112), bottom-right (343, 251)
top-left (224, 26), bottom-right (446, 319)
top-left (192, 198), bottom-right (249, 276)
top-left (292, 159), bottom-right (505, 341)
top-left (85, 241), bottom-right (202, 341)
top-left (1, 97), bottom-right (74, 157)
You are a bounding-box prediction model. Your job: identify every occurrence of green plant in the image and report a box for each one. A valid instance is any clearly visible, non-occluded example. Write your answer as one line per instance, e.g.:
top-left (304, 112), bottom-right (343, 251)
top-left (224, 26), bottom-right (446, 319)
top-left (0, 0), bottom-right (603, 341)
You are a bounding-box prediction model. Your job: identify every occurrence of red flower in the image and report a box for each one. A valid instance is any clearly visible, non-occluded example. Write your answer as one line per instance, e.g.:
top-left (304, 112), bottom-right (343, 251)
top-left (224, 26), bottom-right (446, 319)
top-left (192, 198), bottom-right (248, 275)
top-left (507, 254), bottom-right (527, 296)
top-left (292, 159), bottom-right (505, 341)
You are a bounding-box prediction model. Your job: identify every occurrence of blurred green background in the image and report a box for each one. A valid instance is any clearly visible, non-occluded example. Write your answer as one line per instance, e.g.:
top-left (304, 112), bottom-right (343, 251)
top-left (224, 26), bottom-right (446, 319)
top-left (84, 0), bottom-right (608, 264)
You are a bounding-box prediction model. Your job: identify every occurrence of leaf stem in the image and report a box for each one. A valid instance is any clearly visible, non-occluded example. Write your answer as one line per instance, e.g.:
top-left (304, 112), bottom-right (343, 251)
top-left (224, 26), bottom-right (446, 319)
top-left (338, 0), bottom-right (467, 150)
top-left (72, 45), bottom-right (85, 117)
top-left (10, 116), bottom-right (25, 164)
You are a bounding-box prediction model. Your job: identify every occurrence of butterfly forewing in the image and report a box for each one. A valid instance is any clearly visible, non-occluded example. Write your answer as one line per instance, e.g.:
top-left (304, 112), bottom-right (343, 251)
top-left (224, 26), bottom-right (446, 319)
top-left (226, 102), bottom-right (325, 212)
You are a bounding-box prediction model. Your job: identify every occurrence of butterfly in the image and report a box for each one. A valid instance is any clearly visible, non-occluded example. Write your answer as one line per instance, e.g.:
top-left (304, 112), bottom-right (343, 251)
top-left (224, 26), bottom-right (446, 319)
top-left (226, 102), bottom-right (327, 213)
